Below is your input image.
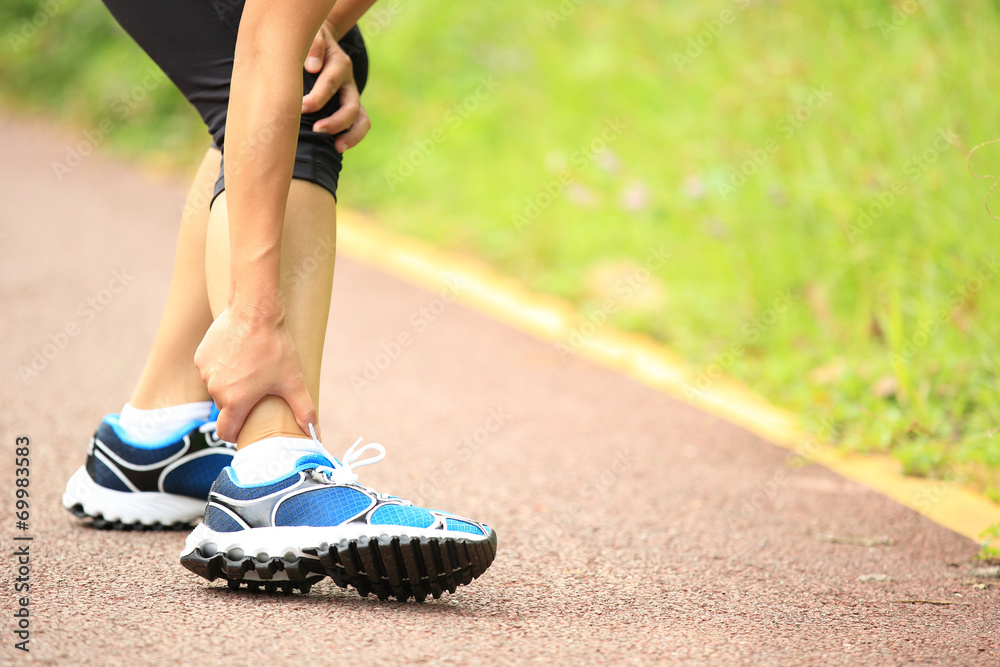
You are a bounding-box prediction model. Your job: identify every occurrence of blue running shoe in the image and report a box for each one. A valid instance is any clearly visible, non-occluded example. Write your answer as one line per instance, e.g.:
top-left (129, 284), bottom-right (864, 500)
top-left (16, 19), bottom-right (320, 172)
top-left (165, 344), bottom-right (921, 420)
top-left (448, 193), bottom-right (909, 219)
top-left (62, 408), bottom-right (235, 529)
top-left (179, 431), bottom-right (498, 600)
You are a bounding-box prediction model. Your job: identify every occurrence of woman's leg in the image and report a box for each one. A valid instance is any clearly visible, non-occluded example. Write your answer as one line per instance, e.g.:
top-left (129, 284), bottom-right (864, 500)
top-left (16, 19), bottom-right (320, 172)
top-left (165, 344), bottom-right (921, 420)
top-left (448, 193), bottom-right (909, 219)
top-left (187, 189), bottom-right (499, 598)
top-left (205, 179), bottom-right (337, 448)
top-left (128, 147), bottom-right (220, 409)
top-left (62, 146), bottom-right (233, 528)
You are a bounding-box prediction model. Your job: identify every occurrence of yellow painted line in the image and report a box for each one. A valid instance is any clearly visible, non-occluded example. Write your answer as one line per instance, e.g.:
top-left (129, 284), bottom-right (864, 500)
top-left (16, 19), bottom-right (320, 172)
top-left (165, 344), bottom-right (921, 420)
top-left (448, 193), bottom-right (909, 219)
top-left (337, 209), bottom-right (1000, 543)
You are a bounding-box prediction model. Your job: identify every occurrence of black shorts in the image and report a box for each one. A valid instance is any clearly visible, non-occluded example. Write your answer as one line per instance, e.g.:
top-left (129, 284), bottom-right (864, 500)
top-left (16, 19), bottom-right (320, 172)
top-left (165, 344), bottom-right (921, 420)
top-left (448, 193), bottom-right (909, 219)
top-left (101, 0), bottom-right (368, 203)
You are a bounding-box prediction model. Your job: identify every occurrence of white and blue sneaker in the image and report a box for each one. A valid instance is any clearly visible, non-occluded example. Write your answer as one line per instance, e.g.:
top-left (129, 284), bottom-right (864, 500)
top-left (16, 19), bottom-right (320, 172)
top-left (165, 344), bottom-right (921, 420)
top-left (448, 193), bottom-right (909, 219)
top-left (179, 429), bottom-right (498, 600)
top-left (62, 408), bottom-right (235, 529)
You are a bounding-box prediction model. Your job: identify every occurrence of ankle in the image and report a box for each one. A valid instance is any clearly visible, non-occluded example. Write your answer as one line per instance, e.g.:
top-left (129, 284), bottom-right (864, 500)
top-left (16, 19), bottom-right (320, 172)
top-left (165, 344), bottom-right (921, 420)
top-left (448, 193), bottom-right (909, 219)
top-left (236, 428), bottom-right (310, 450)
top-left (235, 395), bottom-right (316, 450)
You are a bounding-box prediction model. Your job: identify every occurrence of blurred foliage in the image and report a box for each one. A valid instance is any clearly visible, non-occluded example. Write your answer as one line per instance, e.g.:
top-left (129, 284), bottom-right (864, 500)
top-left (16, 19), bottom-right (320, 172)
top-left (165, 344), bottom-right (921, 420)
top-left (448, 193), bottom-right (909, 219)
top-left (0, 0), bottom-right (206, 166)
top-left (3, 0), bottom-right (1000, 499)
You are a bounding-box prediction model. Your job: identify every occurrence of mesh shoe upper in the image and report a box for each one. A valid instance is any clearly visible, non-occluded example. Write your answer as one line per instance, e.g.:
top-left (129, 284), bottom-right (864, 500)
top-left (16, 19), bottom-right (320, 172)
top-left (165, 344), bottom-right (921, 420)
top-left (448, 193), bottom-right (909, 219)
top-left (86, 413), bottom-right (235, 499)
top-left (204, 461), bottom-right (489, 538)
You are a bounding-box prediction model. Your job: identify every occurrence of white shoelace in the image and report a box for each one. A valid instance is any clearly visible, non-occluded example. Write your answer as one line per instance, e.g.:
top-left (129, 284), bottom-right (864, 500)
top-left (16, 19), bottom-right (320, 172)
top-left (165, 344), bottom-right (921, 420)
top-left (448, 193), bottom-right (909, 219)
top-left (307, 424), bottom-right (390, 490)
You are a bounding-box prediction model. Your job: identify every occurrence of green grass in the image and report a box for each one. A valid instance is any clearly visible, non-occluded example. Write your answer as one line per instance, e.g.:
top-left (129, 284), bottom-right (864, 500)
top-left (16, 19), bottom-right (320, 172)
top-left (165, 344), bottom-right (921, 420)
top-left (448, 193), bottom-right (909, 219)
top-left (4, 0), bottom-right (1000, 504)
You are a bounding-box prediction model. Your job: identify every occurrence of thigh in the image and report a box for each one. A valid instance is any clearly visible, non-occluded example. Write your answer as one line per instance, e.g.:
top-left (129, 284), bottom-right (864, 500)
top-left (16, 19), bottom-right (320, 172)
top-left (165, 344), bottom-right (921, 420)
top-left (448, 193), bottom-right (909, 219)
top-left (102, 0), bottom-right (239, 146)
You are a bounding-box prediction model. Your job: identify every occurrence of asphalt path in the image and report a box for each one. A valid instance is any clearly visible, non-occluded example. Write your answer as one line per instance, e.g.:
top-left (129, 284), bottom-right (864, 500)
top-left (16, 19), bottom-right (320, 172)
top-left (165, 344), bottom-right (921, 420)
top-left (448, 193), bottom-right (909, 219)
top-left (1, 116), bottom-right (997, 665)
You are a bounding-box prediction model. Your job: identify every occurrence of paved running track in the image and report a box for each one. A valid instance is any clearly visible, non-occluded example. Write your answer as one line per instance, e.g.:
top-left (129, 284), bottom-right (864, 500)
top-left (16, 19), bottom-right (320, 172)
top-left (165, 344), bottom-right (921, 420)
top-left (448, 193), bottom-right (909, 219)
top-left (1, 115), bottom-right (998, 665)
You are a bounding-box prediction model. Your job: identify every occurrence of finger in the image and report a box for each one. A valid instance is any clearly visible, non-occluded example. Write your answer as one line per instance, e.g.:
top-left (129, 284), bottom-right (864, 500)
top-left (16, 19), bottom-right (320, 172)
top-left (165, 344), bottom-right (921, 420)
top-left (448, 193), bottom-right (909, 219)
top-left (334, 109), bottom-right (371, 153)
top-left (215, 403), bottom-right (251, 444)
top-left (281, 379), bottom-right (320, 440)
top-left (302, 54), bottom-right (350, 114)
top-left (193, 336), bottom-right (206, 366)
top-left (313, 81), bottom-right (360, 135)
top-left (302, 69), bottom-right (345, 114)
top-left (193, 345), bottom-right (210, 384)
top-left (305, 32), bottom-right (325, 73)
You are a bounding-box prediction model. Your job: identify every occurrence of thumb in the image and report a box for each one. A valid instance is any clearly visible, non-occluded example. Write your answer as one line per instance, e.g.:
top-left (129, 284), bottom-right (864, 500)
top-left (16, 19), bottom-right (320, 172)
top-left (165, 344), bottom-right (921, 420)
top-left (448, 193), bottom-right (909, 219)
top-left (215, 403), bottom-right (252, 444)
top-left (282, 377), bottom-right (320, 440)
top-left (305, 32), bottom-right (324, 73)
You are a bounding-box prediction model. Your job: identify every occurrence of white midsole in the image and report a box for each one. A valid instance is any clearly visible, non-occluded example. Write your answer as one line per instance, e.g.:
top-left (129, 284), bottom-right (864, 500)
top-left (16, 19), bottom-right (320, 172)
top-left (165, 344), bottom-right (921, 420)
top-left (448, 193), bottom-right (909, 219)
top-left (62, 466), bottom-right (206, 525)
top-left (181, 522), bottom-right (491, 562)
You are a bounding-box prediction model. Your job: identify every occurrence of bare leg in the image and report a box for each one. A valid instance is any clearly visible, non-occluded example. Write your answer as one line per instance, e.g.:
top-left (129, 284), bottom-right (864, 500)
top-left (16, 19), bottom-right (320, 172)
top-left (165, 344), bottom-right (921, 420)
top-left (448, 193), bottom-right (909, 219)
top-left (129, 148), bottom-right (220, 409)
top-left (205, 179), bottom-right (337, 448)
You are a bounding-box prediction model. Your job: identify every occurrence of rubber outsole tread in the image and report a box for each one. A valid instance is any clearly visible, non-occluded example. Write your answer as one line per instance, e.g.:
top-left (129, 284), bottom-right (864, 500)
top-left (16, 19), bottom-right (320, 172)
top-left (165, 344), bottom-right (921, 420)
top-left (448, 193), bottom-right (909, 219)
top-left (66, 503), bottom-right (193, 531)
top-left (304, 532), bottom-right (497, 602)
top-left (404, 538), bottom-right (428, 601)
top-left (181, 530), bottom-right (497, 602)
top-left (179, 548), bottom-right (321, 594)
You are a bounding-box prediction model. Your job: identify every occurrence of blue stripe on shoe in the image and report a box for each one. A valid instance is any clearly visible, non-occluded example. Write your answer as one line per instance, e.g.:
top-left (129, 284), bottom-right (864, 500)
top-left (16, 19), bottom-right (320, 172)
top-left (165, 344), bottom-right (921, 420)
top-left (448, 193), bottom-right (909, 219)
top-left (294, 453), bottom-right (334, 469)
top-left (96, 420), bottom-right (187, 465)
top-left (445, 518), bottom-right (485, 536)
top-left (370, 504), bottom-right (435, 529)
top-left (103, 414), bottom-right (204, 451)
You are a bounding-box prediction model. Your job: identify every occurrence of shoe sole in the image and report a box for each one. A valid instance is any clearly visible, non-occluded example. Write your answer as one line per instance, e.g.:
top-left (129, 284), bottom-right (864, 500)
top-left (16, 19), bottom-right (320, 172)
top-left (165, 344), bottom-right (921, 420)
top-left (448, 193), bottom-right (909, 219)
top-left (179, 524), bottom-right (498, 601)
top-left (62, 466), bottom-right (205, 530)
